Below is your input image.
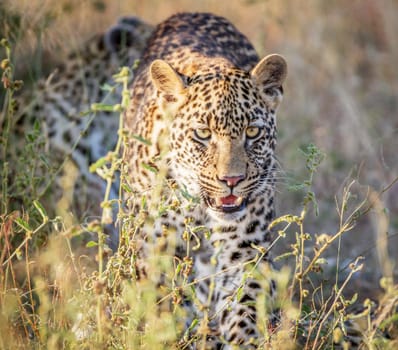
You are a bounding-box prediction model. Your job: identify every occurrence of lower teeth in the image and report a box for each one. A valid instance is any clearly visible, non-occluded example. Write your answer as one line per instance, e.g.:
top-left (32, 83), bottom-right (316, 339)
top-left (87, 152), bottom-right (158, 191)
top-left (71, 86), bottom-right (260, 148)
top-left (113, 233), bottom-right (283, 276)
top-left (211, 197), bottom-right (244, 209)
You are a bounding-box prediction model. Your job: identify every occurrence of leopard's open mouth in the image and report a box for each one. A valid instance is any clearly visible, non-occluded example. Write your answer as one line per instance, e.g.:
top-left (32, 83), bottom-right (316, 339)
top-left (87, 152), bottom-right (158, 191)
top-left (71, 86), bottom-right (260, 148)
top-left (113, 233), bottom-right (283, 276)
top-left (205, 195), bottom-right (247, 213)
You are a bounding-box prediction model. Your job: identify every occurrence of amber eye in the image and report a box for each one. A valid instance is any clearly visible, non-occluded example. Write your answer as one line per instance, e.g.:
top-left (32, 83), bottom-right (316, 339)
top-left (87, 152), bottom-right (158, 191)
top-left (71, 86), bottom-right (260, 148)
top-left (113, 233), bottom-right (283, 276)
top-left (194, 128), bottom-right (212, 141)
top-left (246, 126), bottom-right (262, 139)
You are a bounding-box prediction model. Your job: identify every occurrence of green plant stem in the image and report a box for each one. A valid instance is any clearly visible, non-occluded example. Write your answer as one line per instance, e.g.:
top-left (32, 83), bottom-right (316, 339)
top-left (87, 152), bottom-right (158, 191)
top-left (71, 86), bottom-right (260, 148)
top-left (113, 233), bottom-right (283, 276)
top-left (292, 206), bottom-right (307, 341)
top-left (2, 220), bottom-right (47, 266)
top-left (95, 69), bottom-right (130, 344)
top-left (302, 194), bottom-right (367, 279)
top-left (1, 47), bottom-right (13, 214)
top-left (312, 257), bottom-right (363, 349)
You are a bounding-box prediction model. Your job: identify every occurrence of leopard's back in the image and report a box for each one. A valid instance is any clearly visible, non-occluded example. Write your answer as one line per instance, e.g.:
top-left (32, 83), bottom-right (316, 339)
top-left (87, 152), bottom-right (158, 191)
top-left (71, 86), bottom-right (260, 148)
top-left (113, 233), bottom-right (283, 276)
top-left (140, 12), bottom-right (259, 70)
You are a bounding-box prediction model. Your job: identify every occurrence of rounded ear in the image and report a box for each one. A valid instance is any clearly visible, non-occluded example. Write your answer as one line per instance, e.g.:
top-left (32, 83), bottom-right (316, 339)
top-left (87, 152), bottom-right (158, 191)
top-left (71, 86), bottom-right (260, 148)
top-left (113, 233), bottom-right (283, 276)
top-left (251, 54), bottom-right (287, 89)
top-left (251, 54), bottom-right (287, 109)
top-left (150, 59), bottom-right (185, 103)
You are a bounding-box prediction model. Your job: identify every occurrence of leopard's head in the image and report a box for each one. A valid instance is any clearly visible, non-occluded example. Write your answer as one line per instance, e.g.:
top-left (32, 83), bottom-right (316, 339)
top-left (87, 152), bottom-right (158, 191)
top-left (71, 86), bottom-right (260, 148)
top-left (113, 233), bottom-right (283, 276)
top-left (150, 55), bottom-right (287, 221)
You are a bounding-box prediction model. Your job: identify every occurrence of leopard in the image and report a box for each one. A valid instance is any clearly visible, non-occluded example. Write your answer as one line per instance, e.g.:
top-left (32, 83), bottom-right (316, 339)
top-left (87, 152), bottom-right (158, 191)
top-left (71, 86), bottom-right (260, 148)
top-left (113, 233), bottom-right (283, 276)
top-left (123, 12), bottom-right (287, 348)
top-left (8, 16), bottom-right (153, 247)
top-left (4, 11), bottom-right (391, 349)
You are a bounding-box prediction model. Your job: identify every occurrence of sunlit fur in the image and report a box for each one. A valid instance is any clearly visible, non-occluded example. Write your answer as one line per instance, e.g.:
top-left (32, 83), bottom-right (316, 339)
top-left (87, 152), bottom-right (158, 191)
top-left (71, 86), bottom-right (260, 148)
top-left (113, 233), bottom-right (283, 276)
top-left (124, 12), bottom-right (287, 348)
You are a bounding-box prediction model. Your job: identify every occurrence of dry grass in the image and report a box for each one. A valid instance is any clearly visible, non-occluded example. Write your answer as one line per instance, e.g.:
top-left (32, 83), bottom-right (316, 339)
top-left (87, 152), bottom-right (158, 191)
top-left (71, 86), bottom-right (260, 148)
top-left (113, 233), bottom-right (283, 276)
top-left (1, 0), bottom-right (397, 348)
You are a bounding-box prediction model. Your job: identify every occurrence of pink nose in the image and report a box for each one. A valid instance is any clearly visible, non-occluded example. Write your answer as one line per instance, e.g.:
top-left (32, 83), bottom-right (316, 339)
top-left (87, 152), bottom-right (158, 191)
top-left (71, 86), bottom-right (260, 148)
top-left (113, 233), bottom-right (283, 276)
top-left (219, 174), bottom-right (245, 187)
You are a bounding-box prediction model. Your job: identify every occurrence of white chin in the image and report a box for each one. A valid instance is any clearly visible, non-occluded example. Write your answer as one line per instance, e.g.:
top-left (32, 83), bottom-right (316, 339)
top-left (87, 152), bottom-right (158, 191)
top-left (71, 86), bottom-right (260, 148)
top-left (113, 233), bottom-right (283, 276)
top-left (206, 206), bottom-right (246, 223)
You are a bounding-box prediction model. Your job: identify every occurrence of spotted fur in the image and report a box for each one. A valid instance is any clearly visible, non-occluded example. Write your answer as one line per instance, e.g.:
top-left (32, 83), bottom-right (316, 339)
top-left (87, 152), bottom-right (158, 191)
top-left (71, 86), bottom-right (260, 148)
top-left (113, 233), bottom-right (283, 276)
top-left (11, 17), bottom-right (153, 245)
top-left (124, 13), bottom-right (287, 348)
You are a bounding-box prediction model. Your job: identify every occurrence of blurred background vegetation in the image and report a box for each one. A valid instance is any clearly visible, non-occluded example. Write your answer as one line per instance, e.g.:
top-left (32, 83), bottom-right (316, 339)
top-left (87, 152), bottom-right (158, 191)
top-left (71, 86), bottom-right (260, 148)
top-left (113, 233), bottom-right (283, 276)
top-left (1, 0), bottom-right (397, 306)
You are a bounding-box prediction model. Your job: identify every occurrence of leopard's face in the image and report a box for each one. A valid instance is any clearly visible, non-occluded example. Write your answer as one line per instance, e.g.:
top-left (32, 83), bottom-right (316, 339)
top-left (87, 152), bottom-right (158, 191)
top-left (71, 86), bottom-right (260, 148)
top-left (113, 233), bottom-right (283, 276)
top-left (150, 58), bottom-right (285, 222)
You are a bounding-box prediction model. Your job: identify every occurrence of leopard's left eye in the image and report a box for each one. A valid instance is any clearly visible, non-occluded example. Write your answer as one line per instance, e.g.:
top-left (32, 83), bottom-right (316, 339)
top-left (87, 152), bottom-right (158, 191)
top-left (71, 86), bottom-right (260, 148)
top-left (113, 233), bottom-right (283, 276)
top-left (194, 128), bottom-right (212, 141)
top-left (246, 126), bottom-right (262, 139)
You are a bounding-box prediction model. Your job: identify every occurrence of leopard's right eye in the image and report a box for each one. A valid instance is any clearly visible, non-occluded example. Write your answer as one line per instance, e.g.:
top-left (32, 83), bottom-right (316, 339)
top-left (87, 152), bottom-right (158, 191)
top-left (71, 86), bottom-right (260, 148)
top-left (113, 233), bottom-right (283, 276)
top-left (246, 126), bottom-right (262, 139)
top-left (193, 128), bottom-right (212, 141)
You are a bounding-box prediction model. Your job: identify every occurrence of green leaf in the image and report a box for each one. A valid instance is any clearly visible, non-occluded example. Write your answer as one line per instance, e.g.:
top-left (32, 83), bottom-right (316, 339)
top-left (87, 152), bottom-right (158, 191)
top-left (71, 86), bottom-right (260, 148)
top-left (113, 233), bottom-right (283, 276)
top-left (179, 185), bottom-right (200, 203)
top-left (349, 293), bottom-right (358, 305)
top-left (175, 262), bottom-right (182, 275)
top-left (314, 258), bottom-right (327, 266)
top-left (236, 286), bottom-right (244, 301)
top-left (113, 66), bottom-right (131, 82)
top-left (86, 241), bottom-right (98, 248)
top-left (39, 155), bottom-right (50, 169)
top-left (15, 217), bottom-right (31, 231)
top-left (187, 318), bottom-right (198, 331)
top-left (91, 103), bottom-right (115, 112)
top-left (132, 59), bottom-right (140, 70)
top-left (33, 119), bottom-right (41, 132)
top-left (140, 196), bottom-right (147, 210)
top-left (33, 200), bottom-right (48, 221)
top-left (132, 134), bottom-right (152, 146)
top-left (26, 133), bottom-right (36, 143)
top-left (89, 157), bottom-right (108, 172)
top-left (100, 83), bottom-right (115, 92)
top-left (79, 109), bottom-right (92, 117)
top-left (268, 214), bottom-right (302, 229)
top-left (121, 183), bottom-right (132, 193)
top-left (141, 162), bottom-right (158, 173)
